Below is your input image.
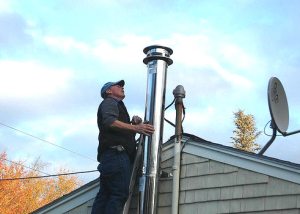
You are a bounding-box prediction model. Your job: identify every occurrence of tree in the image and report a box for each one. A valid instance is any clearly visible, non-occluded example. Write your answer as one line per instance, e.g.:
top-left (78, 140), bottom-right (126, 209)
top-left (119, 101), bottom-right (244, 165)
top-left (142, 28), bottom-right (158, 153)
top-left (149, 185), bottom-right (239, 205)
top-left (231, 109), bottom-right (261, 153)
top-left (0, 151), bottom-right (82, 214)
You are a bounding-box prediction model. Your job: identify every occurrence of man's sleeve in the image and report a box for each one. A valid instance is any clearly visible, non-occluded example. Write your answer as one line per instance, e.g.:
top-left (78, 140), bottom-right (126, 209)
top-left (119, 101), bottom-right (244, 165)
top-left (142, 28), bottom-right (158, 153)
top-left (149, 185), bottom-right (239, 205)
top-left (101, 99), bottom-right (119, 128)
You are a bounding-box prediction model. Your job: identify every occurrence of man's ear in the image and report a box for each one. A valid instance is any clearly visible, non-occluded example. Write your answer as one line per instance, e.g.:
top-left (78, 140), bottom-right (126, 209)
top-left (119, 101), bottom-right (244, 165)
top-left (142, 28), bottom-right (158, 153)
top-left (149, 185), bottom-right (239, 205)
top-left (106, 88), bottom-right (112, 96)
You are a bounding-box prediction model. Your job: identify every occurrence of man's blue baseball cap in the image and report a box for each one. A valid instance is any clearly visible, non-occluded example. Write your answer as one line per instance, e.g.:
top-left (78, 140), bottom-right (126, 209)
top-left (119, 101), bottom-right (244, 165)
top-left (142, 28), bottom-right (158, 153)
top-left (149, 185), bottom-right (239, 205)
top-left (100, 80), bottom-right (125, 98)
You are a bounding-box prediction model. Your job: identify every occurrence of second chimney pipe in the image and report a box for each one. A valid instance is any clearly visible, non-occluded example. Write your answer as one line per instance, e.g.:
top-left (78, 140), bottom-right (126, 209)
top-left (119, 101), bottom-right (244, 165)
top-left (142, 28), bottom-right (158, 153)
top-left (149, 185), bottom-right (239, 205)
top-left (172, 85), bottom-right (185, 214)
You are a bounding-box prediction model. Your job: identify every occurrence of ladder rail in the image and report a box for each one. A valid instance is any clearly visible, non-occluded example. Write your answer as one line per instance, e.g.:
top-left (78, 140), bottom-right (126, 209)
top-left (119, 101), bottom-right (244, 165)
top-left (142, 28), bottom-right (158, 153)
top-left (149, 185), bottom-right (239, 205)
top-left (123, 135), bottom-right (144, 214)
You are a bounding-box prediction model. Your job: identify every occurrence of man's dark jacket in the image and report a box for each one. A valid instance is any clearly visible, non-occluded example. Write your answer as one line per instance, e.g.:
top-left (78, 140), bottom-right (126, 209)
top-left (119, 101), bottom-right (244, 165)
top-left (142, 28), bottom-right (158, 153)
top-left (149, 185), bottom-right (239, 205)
top-left (97, 97), bottom-right (136, 162)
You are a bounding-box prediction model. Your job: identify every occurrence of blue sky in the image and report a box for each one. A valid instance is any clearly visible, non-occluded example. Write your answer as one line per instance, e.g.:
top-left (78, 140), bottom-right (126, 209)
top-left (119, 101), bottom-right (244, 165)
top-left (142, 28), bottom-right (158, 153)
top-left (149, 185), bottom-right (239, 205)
top-left (1, 0), bottom-right (300, 183)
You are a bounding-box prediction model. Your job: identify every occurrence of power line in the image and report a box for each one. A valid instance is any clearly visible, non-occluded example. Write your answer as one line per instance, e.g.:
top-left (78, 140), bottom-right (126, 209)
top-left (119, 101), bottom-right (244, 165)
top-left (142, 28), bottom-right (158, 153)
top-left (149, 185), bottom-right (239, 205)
top-left (2, 158), bottom-right (50, 176)
top-left (0, 122), bottom-right (97, 163)
top-left (0, 169), bottom-right (98, 181)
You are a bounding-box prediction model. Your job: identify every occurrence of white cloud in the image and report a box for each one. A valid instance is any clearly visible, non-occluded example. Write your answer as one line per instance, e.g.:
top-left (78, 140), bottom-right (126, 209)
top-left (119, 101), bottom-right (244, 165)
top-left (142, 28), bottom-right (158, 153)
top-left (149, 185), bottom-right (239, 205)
top-left (39, 33), bottom-right (255, 91)
top-left (208, 58), bottom-right (253, 89)
top-left (92, 34), bottom-right (152, 64)
top-left (9, 115), bottom-right (97, 165)
top-left (43, 36), bottom-right (90, 54)
top-left (35, 32), bottom-right (258, 115)
top-left (61, 117), bottom-right (96, 137)
top-left (0, 0), bottom-right (12, 12)
top-left (42, 34), bottom-right (152, 65)
top-left (21, 114), bottom-right (97, 142)
top-left (220, 44), bottom-right (255, 69)
top-left (163, 34), bottom-right (254, 89)
top-left (0, 60), bottom-right (73, 98)
top-left (184, 107), bottom-right (217, 132)
top-left (93, 33), bottom-right (254, 89)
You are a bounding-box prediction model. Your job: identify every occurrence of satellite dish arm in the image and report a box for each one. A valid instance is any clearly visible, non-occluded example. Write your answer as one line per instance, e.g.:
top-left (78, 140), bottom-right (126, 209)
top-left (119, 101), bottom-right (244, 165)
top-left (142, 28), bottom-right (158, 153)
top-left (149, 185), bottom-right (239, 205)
top-left (282, 129), bottom-right (300, 136)
top-left (259, 120), bottom-right (277, 155)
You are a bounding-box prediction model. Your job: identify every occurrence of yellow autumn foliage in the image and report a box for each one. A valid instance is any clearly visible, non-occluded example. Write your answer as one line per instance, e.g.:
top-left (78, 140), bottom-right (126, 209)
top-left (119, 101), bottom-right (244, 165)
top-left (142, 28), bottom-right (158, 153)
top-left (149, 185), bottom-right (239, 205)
top-left (0, 151), bottom-right (81, 214)
top-left (231, 109), bottom-right (261, 152)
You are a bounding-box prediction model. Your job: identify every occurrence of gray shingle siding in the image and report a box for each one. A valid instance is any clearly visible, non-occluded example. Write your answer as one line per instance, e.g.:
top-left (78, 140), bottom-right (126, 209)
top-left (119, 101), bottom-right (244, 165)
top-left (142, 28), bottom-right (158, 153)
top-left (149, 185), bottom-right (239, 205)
top-left (155, 150), bottom-right (300, 214)
top-left (65, 199), bottom-right (93, 214)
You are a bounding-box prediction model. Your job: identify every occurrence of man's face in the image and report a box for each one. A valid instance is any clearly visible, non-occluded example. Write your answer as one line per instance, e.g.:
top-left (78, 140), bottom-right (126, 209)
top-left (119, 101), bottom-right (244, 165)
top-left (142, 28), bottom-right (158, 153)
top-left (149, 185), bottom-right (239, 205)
top-left (107, 84), bottom-right (125, 99)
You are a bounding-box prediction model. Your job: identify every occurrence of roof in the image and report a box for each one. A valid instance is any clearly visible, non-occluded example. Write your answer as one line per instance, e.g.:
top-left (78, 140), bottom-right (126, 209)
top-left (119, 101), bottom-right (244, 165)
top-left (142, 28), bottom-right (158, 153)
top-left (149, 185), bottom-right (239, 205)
top-left (165, 133), bottom-right (300, 184)
top-left (31, 178), bottom-right (99, 214)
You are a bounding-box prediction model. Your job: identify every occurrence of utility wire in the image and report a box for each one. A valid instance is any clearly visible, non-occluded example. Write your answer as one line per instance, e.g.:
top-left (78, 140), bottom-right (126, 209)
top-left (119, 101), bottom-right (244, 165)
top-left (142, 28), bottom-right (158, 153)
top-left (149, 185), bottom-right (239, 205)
top-left (0, 122), bottom-right (97, 163)
top-left (164, 98), bottom-right (176, 127)
top-left (0, 169), bottom-right (98, 181)
top-left (164, 98), bottom-right (175, 110)
top-left (263, 120), bottom-right (282, 137)
top-left (164, 118), bottom-right (176, 127)
top-left (264, 120), bottom-right (273, 136)
top-left (164, 98), bottom-right (186, 131)
top-left (2, 158), bottom-right (50, 176)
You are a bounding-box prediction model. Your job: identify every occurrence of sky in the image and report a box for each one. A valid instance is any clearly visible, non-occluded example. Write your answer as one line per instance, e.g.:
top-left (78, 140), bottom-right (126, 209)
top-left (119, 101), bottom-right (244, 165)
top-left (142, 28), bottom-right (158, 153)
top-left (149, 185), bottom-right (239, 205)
top-left (1, 0), bottom-right (300, 184)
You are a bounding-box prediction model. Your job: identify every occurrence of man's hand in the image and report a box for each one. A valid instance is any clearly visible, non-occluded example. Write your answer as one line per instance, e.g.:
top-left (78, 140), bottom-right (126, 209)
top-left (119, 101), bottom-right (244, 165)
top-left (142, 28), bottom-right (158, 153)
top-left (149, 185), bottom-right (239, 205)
top-left (110, 119), bottom-right (154, 136)
top-left (134, 123), bottom-right (155, 136)
top-left (131, 115), bottom-right (142, 125)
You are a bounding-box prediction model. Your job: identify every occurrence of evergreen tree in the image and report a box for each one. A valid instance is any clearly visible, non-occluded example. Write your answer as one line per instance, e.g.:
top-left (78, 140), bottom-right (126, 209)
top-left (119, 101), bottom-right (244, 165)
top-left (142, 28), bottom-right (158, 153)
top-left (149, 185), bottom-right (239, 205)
top-left (231, 109), bottom-right (261, 152)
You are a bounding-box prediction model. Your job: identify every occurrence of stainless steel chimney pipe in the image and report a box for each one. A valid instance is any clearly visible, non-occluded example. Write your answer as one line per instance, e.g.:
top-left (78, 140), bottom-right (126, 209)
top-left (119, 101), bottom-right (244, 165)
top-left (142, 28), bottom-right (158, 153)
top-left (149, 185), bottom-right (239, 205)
top-left (139, 45), bottom-right (173, 214)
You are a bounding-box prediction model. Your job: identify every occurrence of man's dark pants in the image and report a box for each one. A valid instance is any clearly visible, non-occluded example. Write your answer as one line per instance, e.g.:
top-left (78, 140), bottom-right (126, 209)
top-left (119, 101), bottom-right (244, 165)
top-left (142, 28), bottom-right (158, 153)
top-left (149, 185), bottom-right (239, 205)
top-left (91, 149), bottom-right (132, 214)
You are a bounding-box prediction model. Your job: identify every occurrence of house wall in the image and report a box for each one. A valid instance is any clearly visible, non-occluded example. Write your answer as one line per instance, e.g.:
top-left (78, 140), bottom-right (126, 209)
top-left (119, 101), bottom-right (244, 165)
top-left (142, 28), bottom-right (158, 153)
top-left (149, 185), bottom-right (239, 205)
top-left (64, 198), bottom-right (93, 214)
top-left (32, 179), bottom-right (99, 214)
top-left (155, 146), bottom-right (300, 214)
top-left (34, 139), bottom-right (300, 214)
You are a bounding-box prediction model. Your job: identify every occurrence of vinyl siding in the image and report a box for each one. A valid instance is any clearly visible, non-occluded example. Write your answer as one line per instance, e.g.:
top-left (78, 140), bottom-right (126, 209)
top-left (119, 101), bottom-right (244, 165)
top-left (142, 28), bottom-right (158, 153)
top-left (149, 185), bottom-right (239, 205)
top-left (154, 147), bottom-right (300, 214)
top-left (72, 147), bottom-right (300, 214)
top-left (64, 199), bottom-right (93, 214)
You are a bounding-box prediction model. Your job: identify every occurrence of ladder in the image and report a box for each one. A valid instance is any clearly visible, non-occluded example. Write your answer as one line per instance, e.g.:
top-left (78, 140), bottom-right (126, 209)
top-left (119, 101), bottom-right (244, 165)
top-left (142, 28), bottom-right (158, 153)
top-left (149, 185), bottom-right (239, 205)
top-left (123, 135), bottom-right (144, 214)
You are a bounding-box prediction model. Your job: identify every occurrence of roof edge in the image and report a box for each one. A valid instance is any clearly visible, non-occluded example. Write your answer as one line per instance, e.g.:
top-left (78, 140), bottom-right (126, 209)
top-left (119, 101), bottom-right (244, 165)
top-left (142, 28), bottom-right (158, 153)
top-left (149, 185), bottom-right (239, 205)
top-left (165, 133), bottom-right (300, 184)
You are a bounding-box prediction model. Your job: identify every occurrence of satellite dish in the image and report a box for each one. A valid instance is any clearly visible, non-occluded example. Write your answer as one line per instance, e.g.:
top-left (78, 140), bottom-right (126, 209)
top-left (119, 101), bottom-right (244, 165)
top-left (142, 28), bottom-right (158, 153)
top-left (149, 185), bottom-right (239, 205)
top-left (259, 76), bottom-right (300, 155)
top-left (268, 77), bottom-right (289, 133)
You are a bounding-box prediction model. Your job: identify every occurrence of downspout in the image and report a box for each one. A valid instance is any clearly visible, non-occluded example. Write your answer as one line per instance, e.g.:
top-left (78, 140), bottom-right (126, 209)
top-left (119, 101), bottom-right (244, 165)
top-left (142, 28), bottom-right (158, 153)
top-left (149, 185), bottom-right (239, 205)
top-left (172, 85), bottom-right (185, 214)
top-left (139, 45), bottom-right (173, 214)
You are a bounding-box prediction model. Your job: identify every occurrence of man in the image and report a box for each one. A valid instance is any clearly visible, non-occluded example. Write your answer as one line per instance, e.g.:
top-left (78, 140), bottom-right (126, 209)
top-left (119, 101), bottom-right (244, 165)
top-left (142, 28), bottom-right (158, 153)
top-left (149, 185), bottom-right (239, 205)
top-left (91, 80), bottom-right (154, 214)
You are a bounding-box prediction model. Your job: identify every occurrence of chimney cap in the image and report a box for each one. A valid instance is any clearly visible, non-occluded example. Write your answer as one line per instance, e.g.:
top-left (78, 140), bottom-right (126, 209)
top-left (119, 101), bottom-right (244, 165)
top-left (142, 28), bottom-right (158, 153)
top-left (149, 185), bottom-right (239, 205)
top-left (143, 45), bottom-right (173, 65)
top-left (173, 85), bottom-right (186, 98)
top-left (143, 45), bottom-right (173, 55)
